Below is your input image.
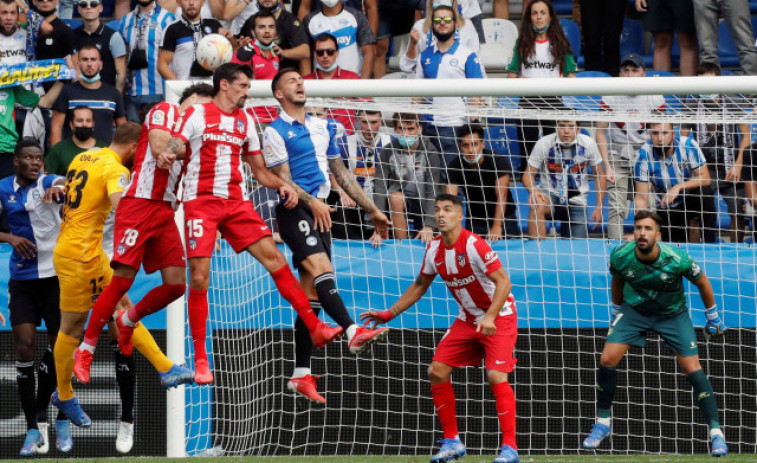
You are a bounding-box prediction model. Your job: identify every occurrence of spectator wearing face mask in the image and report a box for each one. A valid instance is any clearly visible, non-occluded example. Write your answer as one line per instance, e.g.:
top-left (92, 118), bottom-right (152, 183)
top-left (45, 106), bottom-right (107, 176)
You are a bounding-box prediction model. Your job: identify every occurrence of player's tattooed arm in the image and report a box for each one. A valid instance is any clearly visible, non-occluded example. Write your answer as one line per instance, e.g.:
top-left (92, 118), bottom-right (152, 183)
top-left (271, 162), bottom-right (315, 205)
top-left (157, 137), bottom-right (186, 169)
top-left (328, 157), bottom-right (377, 213)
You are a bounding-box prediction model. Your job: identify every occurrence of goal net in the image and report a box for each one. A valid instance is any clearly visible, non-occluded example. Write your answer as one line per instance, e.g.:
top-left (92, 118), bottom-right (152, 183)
top-left (166, 76), bottom-right (757, 457)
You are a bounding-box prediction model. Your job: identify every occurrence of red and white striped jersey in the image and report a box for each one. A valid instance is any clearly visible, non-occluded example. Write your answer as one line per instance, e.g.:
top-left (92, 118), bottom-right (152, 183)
top-left (174, 101), bottom-right (261, 202)
top-left (123, 102), bottom-right (183, 203)
top-left (421, 228), bottom-right (515, 325)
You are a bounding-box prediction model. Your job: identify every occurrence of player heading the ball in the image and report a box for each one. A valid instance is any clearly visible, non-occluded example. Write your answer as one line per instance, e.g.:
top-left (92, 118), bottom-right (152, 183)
top-left (362, 194), bottom-right (519, 463)
top-left (583, 210), bottom-right (728, 457)
top-left (157, 63), bottom-right (342, 385)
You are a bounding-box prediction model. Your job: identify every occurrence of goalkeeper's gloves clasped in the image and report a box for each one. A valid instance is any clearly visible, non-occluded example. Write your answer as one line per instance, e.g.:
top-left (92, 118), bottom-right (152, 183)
top-left (704, 305), bottom-right (727, 339)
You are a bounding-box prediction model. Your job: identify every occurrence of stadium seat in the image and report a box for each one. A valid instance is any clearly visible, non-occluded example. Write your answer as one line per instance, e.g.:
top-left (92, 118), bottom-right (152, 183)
top-left (644, 70), bottom-right (682, 112)
top-left (482, 18), bottom-right (519, 46)
top-left (380, 72), bottom-right (415, 79)
top-left (106, 18), bottom-right (122, 31)
top-left (387, 33), bottom-right (410, 72)
top-left (62, 19), bottom-right (82, 29)
top-left (562, 71), bottom-right (611, 111)
top-left (485, 125), bottom-right (521, 171)
top-left (619, 18), bottom-right (645, 57)
top-left (559, 18), bottom-right (582, 65)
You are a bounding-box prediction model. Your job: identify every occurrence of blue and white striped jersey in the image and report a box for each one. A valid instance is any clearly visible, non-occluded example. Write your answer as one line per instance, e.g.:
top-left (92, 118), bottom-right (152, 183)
top-left (304, 6), bottom-right (375, 76)
top-left (263, 112), bottom-right (341, 199)
top-left (118, 5), bottom-right (175, 96)
top-left (0, 174), bottom-right (63, 280)
top-left (635, 137), bottom-right (707, 209)
top-left (417, 38), bottom-right (485, 127)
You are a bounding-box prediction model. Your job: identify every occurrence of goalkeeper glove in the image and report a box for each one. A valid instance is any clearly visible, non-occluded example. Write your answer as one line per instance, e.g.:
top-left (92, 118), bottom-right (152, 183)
top-left (610, 304), bottom-right (621, 322)
top-left (704, 305), bottom-right (727, 339)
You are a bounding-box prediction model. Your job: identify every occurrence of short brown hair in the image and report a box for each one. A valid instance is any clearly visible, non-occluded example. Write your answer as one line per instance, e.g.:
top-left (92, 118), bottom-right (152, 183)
top-left (392, 112), bottom-right (418, 129)
top-left (634, 209), bottom-right (662, 228)
top-left (112, 122), bottom-right (142, 145)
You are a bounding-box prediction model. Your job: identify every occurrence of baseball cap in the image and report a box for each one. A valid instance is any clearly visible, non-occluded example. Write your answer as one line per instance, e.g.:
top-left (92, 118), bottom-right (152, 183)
top-left (620, 53), bottom-right (645, 69)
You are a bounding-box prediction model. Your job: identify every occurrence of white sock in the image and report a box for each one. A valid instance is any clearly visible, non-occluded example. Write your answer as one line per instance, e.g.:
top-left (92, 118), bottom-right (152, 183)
top-left (710, 428), bottom-right (724, 438)
top-left (79, 343), bottom-right (95, 354)
top-left (122, 310), bottom-right (137, 327)
top-left (292, 367), bottom-right (311, 379)
top-left (596, 417), bottom-right (611, 427)
top-left (345, 324), bottom-right (358, 341)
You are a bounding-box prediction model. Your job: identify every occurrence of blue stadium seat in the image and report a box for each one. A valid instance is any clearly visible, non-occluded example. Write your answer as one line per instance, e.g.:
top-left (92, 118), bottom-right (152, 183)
top-left (106, 18), bottom-right (122, 31)
top-left (721, 68), bottom-right (738, 76)
top-left (619, 18), bottom-right (645, 57)
top-left (485, 125), bottom-right (521, 171)
top-left (645, 70), bottom-right (682, 112)
top-left (562, 71), bottom-right (611, 111)
top-left (62, 19), bottom-right (83, 29)
top-left (559, 18), bottom-right (582, 65)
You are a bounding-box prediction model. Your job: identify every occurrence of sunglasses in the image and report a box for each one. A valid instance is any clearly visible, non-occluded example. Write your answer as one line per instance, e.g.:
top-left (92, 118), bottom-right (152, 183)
top-left (315, 48), bottom-right (337, 57)
top-left (77, 0), bottom-right (101, 7)
top-left (432, 16), bottom-right (454, 25)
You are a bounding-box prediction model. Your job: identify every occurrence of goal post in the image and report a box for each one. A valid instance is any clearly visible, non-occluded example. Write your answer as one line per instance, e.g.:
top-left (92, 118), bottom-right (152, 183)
top-left (164, 76), bottom-right (757, 457)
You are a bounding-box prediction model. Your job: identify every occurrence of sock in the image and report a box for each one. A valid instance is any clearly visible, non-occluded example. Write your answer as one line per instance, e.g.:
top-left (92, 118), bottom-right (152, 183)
top-left (188, 288), bottom-right (209, 363)
top-left (431, 381), bottom-right (458, 439)
top-left (294, 301), bottom-right (321, 369)
top-left (596, 365), bottom-right (617, 419)
top-left (82, 276), bottom-right (133, 348)
top-left (345, 324), bottom-right (358, 340)
top-left (36, 347), bottom-right (57, 423)
top-left (491, 381), bottom-right (517, 449)
top-left (687, 369), bottom-right (721, 429)
top-left (129, 283), bottom-right (185, 323)
top-left (270, 266), bottom-right (320, 332)
top-left (114, 341), bottom-right (135, 423)
top-left (292, 367), bottom-right (311, 379)
top-left (314, 272), bottom-right (354, 330)
top-left (711, 428), bottom-right (724, 438)
top-left (131, 323), bottom-right (173, 373)
top-left (53, 331), bottom-right (79, 401)
top-left (17, 361), bottom-right (37, 430)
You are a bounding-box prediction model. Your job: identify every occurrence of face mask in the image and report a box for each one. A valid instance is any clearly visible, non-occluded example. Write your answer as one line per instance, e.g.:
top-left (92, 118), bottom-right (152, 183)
top-left (255, 39), bottom-right (274, 51)
top-left (462, 153), bottom-right (483, 164)
top-left (432, 29), bottom-right (455, 43)
top-left (396, 135), bottom-right (417, 148)
top-left (315, 61), bottom-right (338, 72)
top-left (38, 8), bottom-right (56, 17)
top-left (432, 0), bottom-right (453, 8)
top-left (321, 0), bottom-right (339, 7)
top-left (136, 0), bottom-right (153, 6)
top-left (73, 126), bottom-right (94, 141)
top-left (699, 93), bottom-right (719, 100)
top-left (80, 73), bottom-right (101, 84)
top-left (257, 1), bottom-right (280, 14)
top-left (532, 22), bottom-right (550, 34)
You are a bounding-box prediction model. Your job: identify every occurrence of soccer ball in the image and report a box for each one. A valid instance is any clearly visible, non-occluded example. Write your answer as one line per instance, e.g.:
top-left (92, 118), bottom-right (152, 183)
top-left (195, 34), bottom-right (233, 71)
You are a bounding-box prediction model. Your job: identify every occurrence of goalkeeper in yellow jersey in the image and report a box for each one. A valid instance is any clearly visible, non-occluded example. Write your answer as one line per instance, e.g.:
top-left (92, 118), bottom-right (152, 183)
top-left (51, 123), bottom-right (187, 429)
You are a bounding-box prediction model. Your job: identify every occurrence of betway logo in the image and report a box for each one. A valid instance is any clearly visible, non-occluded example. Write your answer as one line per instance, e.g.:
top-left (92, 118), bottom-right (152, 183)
top-left (202, 132), bottom-right (244, 145)
top-left (445, 275), bottom-right (476, 288)
top-left (3, 49), bottom-right (26, 57)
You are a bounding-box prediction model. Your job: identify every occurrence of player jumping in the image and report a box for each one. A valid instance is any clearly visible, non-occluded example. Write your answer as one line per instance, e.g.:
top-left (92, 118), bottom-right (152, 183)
top-left (582, 210), bottom-right (728, 457)
top-left (157, 63), bottom-right (342, 385)
top-left (362, 194), bottom-right (519, 463)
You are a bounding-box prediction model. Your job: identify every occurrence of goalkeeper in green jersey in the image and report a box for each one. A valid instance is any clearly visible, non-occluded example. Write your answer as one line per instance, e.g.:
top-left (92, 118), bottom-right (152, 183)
top-left (583, 210), bottom-right (728, 457)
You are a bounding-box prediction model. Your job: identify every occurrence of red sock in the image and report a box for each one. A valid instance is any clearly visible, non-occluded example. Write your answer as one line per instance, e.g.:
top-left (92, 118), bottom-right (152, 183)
top-left (128, 284), bottom-right (185, 323)
top-left (83, 276), bottom-right (133, 346)
top-left (491, 381), bottom-right (517, 449)
top-left (270, 265), bottom-right (319, 332)
top-left (431, 381), bottom-right (458, 439)
top-left (188, 288), bottom-right (209, 363)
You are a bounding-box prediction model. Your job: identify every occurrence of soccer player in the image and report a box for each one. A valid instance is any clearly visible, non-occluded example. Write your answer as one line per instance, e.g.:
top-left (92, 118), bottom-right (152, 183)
top-left (361, 194), bottom-right (519, 463)
top-left (0, 140), bottom-right (65, 456)
top-left (72, 84), bottom-right (218, 388)
top-left (157, 63), bottom-right (342, 385)
top-left (264, 67), bottom-right (392, 404)
top-left (51, 123), bottom-right (184, 440)
top-left (583, 210), bottom-right (728, 457)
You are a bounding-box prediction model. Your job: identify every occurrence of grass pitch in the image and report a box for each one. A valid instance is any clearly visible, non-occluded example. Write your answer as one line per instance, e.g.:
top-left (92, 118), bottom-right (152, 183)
top-left (2, 456), bottom-right (754, 463)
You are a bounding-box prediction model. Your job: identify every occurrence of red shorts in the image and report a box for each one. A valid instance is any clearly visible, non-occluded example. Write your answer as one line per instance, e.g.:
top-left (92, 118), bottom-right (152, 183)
top-left (183, 196), bottom-right (271, 258)
top-left (433, 315), bottom-right (518, 373)
top-left (111, 197), bottom-right (186, 273)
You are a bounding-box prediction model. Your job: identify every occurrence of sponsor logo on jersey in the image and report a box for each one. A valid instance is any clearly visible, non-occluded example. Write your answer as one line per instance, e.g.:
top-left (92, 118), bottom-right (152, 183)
top-left (287, 130), bottom-right (296, 139)
top-left (151, 109), bottom-right (166, 126)
top-left (445, 275), bottom-right (476, 288)
top-left (691, 262), bottom-right (701, 277)
top-left (8, 194), bottom-right (16, 203)
top-left (202, 132), bottom-right (245, 145)
top-left (484, 250), bottom-right (497, 265)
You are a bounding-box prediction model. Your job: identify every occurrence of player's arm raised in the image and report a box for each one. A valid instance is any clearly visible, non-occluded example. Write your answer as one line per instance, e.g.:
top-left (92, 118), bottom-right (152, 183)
top-left (328, 157), bottom-right (391, 238)
top-left (476, 267), bottom-right (512, 336)
top-left (360, 273), bottom-right (436, 325)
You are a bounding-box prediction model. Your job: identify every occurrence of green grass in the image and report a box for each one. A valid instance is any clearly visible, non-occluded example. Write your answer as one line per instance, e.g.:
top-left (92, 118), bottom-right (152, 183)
top-left (2, 456), bottom-right (754, 463)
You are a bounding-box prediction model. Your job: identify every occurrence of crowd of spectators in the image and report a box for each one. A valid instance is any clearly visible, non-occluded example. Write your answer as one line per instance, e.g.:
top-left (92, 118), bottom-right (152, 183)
top-left (1, 0), bottom-right (757, 243)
